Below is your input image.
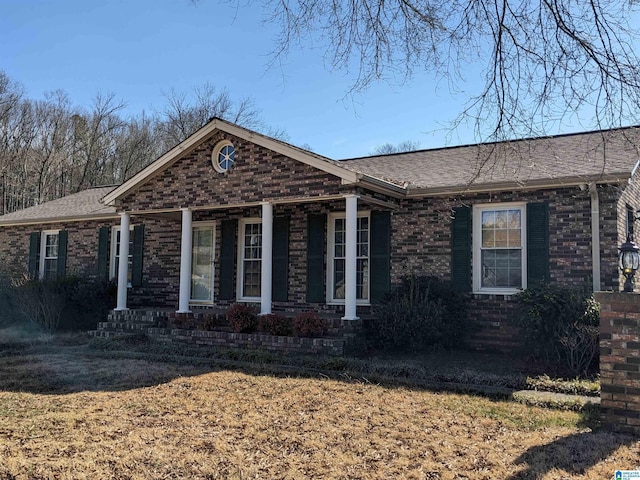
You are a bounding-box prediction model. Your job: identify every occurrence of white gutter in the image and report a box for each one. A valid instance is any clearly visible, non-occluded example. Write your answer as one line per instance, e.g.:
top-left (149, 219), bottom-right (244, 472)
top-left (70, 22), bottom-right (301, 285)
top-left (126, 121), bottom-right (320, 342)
top-left (589, 182), bottom-right (601, 292)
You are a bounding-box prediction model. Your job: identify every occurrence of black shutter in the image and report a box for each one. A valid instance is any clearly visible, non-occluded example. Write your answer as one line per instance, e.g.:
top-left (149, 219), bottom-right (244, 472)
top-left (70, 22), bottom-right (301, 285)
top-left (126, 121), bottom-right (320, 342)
top-left (219, 219), bottom-right (237, 300)
top-left (131, 224), bottom-right (144, 287)
top-left (451, 206), bottom-right (472, 292)
top-left (272, 216), bottom-right (290, 302)
top-left (28, 232), bottom-right (40, 279)
top-left (527, 202), bottom-right (550, 285)
top-left (306, 214), bottom-right (326, 302)
top-left (56, 230), bottom-right (68, 279)
top-left (370, 211), bottom-right (391, 303)
top-left (97, 226), bottom-right (110, 280)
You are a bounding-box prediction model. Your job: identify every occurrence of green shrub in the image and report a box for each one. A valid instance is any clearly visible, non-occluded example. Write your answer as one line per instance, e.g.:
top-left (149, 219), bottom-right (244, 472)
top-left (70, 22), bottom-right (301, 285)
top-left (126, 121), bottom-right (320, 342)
top-left (260, 313), bottom-right (293, 336)
top-left (368, 274), bottom-right (469, 352)
top-left (293, 311), bottom-right (326, 337)
top-left (515, 283), bottom-right (599, 378)
top-left (227, 303), bottom-right (259, 333)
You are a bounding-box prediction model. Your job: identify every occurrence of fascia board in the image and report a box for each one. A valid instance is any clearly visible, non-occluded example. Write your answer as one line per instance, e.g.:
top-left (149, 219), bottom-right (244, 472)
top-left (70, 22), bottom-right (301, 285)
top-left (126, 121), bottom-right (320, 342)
top-left (405, 173), bottom-right (632, 197)
top-left (0, 213), bottom-right (119, 227)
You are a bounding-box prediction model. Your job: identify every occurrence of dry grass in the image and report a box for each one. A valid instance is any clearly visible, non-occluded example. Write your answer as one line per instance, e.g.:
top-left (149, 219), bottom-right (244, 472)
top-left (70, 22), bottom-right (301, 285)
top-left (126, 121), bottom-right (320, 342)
top-left (0, 345), bottom-right (638, 480)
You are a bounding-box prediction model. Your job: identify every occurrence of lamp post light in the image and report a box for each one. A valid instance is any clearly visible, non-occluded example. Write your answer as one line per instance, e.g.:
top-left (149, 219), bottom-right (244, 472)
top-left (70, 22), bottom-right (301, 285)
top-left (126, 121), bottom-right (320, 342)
top-left (619, 234), bottom-right (640, 292)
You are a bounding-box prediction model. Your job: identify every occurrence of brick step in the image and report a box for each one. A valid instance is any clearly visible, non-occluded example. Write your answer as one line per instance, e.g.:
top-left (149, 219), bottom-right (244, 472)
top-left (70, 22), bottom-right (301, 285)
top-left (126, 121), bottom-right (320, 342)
top-left (107, 313), bottom-right (166, 324)
top-left (97, 322), bottom-right (161, 331)
top-left (88, 330), bottom-right (139, 339)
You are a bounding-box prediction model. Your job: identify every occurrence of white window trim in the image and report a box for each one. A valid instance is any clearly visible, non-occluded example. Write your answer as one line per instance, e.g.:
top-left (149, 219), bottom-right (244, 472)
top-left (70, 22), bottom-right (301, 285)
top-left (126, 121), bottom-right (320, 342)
top-left (472, 202), bottom-right (527, 295)
top-left (236, 217), bottom-right (262, 303)
top-left (190, 221), bottom-right (216, 305)
top-left (39, 229), bottom-right (59, 280)
top-left (326, 211), bottom-right (371, 306)
top-left (110, 225), bottom-right (134, 287)
top-left (212, 140), bottom-right (235, 174)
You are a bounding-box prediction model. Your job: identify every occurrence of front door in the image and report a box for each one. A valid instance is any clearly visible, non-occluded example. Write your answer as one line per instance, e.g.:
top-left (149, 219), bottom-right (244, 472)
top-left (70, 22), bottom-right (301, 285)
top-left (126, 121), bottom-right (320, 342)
top-left (191, 224), bottom-right (215, 303)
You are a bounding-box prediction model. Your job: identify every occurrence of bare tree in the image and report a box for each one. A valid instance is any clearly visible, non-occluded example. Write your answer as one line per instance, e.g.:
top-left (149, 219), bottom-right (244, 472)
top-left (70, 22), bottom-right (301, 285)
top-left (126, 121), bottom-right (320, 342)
top-left (371, 140), bottom-right (422, 155)
top-left (69, 92), bottom-right (127, 192)
top-left (258, 0), bottom-right (640, 141)
top-left (158, 83), bottom-right (265, 148)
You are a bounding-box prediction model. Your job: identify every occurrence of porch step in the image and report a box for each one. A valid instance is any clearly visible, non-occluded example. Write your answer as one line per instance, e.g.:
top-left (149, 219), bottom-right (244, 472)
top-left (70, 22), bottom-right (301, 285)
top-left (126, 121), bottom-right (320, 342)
top-left (96, 322), bottom-right (172, 334)
top-left (107, 311), bottom-right (169, 323)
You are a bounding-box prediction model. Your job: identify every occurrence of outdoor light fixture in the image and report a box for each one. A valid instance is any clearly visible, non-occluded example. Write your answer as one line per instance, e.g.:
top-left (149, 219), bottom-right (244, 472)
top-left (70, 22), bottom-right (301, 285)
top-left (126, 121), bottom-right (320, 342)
top-left (619, 234), bottom-right (640, 292)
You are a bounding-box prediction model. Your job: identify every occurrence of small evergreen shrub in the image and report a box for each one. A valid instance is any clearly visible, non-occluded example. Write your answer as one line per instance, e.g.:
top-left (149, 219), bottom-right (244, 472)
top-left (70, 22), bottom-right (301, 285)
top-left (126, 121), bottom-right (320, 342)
top-left (368, 274), bottom-right (469, 352)
top-left (293, 311), bottom-right (326, 337)
top-left (260, 313), bottom-right (293, 336)
top-left (515, 283), bottom-right (600, 378)
top-left (227, 303), bottom-right (259, 333)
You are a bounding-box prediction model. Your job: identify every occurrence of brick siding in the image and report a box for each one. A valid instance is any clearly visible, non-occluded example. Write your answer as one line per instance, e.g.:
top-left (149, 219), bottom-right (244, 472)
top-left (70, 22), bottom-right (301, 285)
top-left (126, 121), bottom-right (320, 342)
top-left (595, 291), bottom-right (640, 435)
top-left (2, 133), bottom-right (640, 352)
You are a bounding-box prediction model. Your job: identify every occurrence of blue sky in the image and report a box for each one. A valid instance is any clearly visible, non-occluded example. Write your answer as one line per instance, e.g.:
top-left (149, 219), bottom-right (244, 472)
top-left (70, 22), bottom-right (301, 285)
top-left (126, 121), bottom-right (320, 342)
top-left (0, 0), bottom-right (631, 159)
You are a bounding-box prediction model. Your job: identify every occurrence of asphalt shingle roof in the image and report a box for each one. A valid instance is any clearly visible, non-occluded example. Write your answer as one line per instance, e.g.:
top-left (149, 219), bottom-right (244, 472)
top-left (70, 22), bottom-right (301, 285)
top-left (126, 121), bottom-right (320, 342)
top-left (2, 127), bottom-right (640, 225)
top-left (0, 186), bottom-right (118, 225)
top-left (339, 127), bottom-right (640, 193)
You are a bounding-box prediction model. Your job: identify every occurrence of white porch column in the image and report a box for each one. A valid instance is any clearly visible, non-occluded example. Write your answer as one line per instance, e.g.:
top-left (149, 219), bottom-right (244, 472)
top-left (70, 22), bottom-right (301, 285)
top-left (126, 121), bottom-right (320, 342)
top-left (115, 212), bottom-right (130, 311)
top-left (260, 201), bottom-right (273, 315)
top-left (177, 208), bottom-right (193, 314)
top-left (343, 194), bottom-right (359, 320)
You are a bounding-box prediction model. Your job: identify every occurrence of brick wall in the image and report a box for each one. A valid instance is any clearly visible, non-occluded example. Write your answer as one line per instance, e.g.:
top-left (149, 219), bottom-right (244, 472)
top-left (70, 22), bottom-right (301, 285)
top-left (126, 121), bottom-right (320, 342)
top-left (0, 219), bottom-right (119, 280)
top-left (120, 131), bottom-right (346, 211)
top-left (388, 186), bottom-right (614, 350)
top-left (594, 291), bottom-right (640, 435)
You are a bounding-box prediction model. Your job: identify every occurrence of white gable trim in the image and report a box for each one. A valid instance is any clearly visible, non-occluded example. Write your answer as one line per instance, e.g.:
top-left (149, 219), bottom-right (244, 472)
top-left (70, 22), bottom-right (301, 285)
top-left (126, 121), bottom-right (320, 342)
top-left (103, 118), bottom-right (398, 206)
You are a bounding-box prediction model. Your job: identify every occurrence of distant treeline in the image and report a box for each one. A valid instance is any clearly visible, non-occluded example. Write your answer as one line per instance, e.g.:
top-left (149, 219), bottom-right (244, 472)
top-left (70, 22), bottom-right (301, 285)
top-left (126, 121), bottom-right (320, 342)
top-left (0, 71), bottom-right (285, 214)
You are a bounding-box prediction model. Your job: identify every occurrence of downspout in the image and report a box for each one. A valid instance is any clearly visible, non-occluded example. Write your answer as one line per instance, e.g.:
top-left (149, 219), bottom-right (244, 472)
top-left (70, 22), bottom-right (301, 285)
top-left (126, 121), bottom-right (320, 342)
top-left (589, 182), bottom-right (601, 292)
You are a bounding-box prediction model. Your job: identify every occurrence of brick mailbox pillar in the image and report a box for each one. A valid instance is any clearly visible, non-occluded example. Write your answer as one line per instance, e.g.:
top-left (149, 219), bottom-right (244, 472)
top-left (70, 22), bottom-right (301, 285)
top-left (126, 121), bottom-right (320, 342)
top-left (594, 291), bottom-right (640, 435)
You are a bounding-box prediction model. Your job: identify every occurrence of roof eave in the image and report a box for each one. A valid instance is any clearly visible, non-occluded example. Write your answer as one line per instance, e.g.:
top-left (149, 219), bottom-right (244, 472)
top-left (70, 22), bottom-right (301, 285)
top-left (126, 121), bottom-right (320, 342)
top-left (0, 212), bottom-right (119, 227)
top-left (405, 173), bottom-right (632, 197)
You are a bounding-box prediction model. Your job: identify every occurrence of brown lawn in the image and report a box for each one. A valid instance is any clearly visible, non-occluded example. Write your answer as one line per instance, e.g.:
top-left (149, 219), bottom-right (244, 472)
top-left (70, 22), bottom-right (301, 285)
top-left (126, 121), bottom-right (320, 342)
top-left (0, 349), bottom-right (638, 479)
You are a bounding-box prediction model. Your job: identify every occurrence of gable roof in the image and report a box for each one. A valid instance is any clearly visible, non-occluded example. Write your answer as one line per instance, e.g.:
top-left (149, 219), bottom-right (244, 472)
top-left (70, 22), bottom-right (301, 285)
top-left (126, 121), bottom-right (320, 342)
top-left (102, 118), bottom-right (406, 205)
top-left (340, 127), bottom-right (640, 195)
top-left (0, 186), bottom-right (118, 226)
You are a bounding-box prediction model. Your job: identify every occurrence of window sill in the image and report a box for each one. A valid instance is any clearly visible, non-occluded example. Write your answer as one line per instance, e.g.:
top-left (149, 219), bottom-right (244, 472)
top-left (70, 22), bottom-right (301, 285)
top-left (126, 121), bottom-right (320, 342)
top-left (236, 297), bottom-right (260, 303)
top-left (326, 300), bottom-right (371, 307)
top-left (473, 289), bottom-right (521, 297)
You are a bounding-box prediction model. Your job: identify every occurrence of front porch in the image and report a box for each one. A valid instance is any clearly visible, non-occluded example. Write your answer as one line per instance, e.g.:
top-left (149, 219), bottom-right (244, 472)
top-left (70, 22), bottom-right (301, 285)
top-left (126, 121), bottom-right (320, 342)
top-left (89, 308), bottom-right (365, 356)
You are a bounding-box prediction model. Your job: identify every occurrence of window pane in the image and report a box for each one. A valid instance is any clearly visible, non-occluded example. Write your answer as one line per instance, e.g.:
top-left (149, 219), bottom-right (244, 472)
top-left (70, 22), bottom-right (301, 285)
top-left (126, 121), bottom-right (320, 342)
top-left (482, 229), bottom-right (495, 248)
top-left (481, 249), bottom-right (521, 288)
top-left (242, 223), bottom-right (262, 298)
top-left (44, 258), bottom-right (57, 280)
top-left (191, 227), bottom-right (214, 302)
top-left (357, 258), bottom-right (369, 300)
top-left (333, 258), bottom-right (345, 299)
top-left (482, 211), bottom-right (495, 228)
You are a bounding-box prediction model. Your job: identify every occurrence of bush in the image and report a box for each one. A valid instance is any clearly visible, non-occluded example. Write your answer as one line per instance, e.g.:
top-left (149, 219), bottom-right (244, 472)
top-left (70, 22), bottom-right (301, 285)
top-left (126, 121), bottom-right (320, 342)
top-left (515, 283), bottom-right (599, 378)
top-left (9, 275), bottom-right (116, 333)
top-left (293, 311), bottom-right (326, 337)
top-left (227, 303), bottom-right (259, 333)
top-left (260, 313), bottom-right (293, 336)
top-left (368, 274), bottom-right (469, 352)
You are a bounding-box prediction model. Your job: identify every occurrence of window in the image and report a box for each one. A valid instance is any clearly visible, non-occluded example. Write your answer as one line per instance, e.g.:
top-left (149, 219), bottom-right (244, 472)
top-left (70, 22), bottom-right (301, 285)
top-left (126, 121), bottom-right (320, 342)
top-left (237, 219), bottom-right (262, 301)
top-left (39, 230), bottom-right (59, 280)
top-left (626, 204), bottom-right (635, 240)
top-left (327, 212), bottom-right (370, 304)
top-left (212, 140), bottom-right (235, 173)
top-left (473, 203), bottom-right (526, 293)
top-left (110, 226), bottom-right (134, 286)
top-left (191, 224), bottom-right (215, 303)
